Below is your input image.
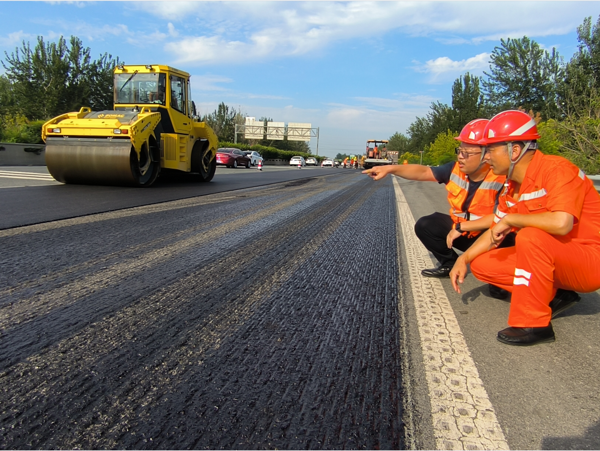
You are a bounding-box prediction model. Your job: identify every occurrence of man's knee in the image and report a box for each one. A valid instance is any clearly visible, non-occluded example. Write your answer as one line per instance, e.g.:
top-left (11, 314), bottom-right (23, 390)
top-left (414, 213), bottom-right (443, 238)
top-left (470, 254), bottom-right (485, 279)
top-left (515, 227), bottom-right (554, 249)
top-left (414, 214), bottom-right (433, 238)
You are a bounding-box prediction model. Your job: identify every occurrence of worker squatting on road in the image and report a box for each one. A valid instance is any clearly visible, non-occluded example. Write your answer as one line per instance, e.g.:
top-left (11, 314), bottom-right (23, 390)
top-left (450, 110), bottom-right (600, 346)
top-left (363, 119), bottom-right (513, 299)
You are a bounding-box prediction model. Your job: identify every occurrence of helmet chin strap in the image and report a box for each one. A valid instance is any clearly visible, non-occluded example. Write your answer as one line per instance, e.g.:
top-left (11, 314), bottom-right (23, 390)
top-left (507, 140), bottom-right (532, 180)
top-left (471, 146), bottom-right (489, 172)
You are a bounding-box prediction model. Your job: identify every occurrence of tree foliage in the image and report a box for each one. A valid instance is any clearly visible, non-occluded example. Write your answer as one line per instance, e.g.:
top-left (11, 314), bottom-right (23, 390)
top-left (559, 15), bottom-right (600, 118)
top-left (201, 102), bottom-right (245, 142)
top-left (482, 37), bottom-right (563, 119)
top-left (451, 72), bottom-right (485, 128)
top-left (423, 130), bottom-right (458, 166)
top-left (2, 36), bottom-right (119, 121)
top-left (387, 132), bottom-right (409, 154)
top-left (406, 101), bottom-right (455, 154)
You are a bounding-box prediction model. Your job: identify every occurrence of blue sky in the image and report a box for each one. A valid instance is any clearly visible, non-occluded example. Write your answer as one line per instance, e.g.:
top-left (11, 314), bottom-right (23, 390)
top-left (1, 1), bottom-right (599, 157)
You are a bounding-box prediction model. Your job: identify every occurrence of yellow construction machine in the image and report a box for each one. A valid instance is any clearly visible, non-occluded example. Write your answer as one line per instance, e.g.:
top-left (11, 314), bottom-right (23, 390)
top-left (42, 64), bottom-right (218, 186)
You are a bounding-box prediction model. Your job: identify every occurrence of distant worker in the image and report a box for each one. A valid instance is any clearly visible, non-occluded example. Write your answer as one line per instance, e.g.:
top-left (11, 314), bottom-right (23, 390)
top-left (449, 110), bottom-right (600, 346)
top-left (363, 119), bottom-right (512, 299)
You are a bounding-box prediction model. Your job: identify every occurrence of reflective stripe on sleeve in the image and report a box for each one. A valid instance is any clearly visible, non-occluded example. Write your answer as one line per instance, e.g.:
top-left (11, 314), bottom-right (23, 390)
top-left (519, 188), bottom-right (547, 202)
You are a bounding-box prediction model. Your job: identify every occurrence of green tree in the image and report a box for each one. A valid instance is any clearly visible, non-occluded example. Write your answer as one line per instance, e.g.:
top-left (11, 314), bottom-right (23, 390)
top-left (0, 75), bottom-right (15, 138)
top-left (551, 15), bottom-right (600, 174)
top-left (407, 101), bottom-right (455, 154)
top-left (202, 102), bottom-right (242, 142)
top-left (2, 35), bottom-right (119, 120)
top-left (559, 15), bottom-right (600, 118)
top-left (423, 130), bottom-right (458, 166)
top-left (86, 51), bottom-right (120, 111)
top-left (451, 72), bottom-right (485, 128)
top-left (483, 37), bottom-right (563, 119)
top-left (387, 132), bottom-right (409, 154)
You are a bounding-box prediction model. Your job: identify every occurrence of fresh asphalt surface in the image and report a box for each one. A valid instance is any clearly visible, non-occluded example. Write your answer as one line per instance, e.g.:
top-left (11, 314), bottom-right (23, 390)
top-left (1, 165), bottom-right (600, 449)
top-left (0, 165), bottom-right (332, 230)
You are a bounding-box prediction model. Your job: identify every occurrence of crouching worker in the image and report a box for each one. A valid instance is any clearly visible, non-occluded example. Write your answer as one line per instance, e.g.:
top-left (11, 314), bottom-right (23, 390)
top-left (449, 110), bottom-right (600, 346)
top-left (363, 119), bottom-right (513, 299)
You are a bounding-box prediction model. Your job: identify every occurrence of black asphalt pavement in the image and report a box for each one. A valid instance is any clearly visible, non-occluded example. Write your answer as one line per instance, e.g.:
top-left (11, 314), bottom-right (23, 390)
top-left (0, 172), bottom-right (405, 449)
top-left (1, 166), bottom-right (600, 449)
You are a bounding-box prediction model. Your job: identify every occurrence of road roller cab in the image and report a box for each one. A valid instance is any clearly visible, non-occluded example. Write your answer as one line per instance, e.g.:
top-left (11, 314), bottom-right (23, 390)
top-left (42, 64), bottom-right (218, 187)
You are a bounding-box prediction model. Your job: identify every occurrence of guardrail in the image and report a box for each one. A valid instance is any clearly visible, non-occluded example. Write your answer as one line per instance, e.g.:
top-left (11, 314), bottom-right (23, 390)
top-left (263, 159), bottom-right (289, 166)
top-left (0, 142), bottom-right (46, 166)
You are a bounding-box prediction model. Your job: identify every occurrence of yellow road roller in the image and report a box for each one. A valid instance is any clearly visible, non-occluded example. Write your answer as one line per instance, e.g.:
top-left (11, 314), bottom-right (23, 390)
top-left (42, 64), bottom-right (218, 187)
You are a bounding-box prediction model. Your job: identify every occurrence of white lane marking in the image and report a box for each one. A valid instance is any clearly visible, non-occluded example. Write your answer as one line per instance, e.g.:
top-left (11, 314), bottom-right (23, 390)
top-left (0, 170), bottom-right (55, 180)
top-left (393, 176), bottom-right (509, 450)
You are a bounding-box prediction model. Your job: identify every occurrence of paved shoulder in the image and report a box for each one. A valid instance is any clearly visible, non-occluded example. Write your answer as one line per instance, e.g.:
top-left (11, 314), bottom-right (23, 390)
top-left (395, 175), bottom-right (600, 450)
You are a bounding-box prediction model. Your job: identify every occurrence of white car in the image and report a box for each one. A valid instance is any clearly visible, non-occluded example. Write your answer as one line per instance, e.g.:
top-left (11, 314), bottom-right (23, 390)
top-left (321, 159), bottom-right (334, 167)
top-left (289, 156), bottom-right (306, 167)
top-left (305, 157), bottom-right (318, 166)
top-left (244, 150), bottom-right (263, 166)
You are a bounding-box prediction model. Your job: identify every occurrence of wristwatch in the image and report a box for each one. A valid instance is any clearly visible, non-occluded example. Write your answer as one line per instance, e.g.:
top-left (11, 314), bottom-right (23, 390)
top-left (455, 222), bottom-right (463, 233)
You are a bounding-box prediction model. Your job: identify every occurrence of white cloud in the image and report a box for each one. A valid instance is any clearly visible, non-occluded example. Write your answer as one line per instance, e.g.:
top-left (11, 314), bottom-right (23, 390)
top-left (126, 31), bottom-right (168, 47)
top-left (128, 2), bottom-right (600, 66)
top-left (0, 31), bottom-right (31, 48)
top-left (30, 18), bottom-right (131, 42)
top-left (167, 23), bottom-right (179, 38)
top-left (413, 52), bottom-right (491, 83)
top-left (354, 93), bottom-right (437, 110)
top-left (191, 75), bottom-right (233, 91)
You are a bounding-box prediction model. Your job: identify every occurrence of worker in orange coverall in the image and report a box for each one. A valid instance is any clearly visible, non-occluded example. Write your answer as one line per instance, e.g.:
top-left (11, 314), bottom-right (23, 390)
top-left (450, 110), bottom-right (600, 346)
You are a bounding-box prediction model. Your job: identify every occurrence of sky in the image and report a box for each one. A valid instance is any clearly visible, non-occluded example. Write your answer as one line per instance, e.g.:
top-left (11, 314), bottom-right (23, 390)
top-left (1, 1), bottom-right (599, 157)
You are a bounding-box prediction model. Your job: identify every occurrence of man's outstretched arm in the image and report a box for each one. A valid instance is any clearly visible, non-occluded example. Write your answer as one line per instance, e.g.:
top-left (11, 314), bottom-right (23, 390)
top-left (363, 164), bottom-right (436, 182)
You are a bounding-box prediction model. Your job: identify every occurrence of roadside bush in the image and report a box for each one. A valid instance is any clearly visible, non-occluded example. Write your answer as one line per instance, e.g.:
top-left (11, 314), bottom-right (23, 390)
top-left (398, 152), bottom-right (421, 164)
top-left (0, 114), bottom-right (45, 143)
top-left (424, 130), bottom-right (458, 166)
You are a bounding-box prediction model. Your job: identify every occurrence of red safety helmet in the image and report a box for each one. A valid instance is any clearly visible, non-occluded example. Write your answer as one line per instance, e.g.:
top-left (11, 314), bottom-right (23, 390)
top-left (454, 118), bottom-right (489, 145)
top-left (480, 110), bottom-right (540, 145)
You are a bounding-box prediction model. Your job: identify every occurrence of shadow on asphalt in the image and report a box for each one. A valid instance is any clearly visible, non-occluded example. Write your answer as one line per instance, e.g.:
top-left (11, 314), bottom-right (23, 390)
top-left (459, 285), bottom-right (504, 305)
top-left (458, 286), bottom-right (600, 318)
top-left (542, 418), bottom-right (600, 449)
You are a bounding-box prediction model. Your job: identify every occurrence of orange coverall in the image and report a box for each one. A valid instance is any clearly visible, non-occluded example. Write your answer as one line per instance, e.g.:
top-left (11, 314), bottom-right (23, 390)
top-left (470, 151), bottom-right (600, 327)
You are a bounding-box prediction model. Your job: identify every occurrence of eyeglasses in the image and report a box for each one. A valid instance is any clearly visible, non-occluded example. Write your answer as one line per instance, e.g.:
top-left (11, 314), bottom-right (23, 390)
top-left (455, 147), bottom-right (482, 159)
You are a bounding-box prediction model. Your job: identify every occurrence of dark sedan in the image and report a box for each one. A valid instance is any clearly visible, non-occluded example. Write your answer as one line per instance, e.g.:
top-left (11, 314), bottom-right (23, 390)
top-left (216, 148), bottom-right (251, 168)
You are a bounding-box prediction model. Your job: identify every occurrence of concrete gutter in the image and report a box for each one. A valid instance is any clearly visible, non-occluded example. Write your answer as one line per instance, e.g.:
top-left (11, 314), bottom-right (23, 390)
top-left (0, 142), bottom-right (46, 166)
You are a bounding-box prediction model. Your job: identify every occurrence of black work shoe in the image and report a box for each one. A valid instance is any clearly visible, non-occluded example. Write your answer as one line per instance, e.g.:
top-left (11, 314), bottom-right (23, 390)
top-left (489, 284), bottom-right (510, 300)
top-left (497, 325), bottom-right (555, 346)
top-left (421, 265), bottom-right (452, 278)
top-left (550, 289), bottom-right (581, 319)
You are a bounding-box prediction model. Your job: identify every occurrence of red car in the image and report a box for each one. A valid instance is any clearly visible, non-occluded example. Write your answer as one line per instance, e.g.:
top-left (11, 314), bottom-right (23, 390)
top-left (216, 148), bottom-right (251, 168)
